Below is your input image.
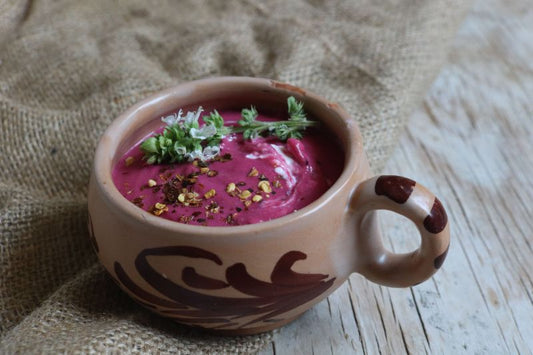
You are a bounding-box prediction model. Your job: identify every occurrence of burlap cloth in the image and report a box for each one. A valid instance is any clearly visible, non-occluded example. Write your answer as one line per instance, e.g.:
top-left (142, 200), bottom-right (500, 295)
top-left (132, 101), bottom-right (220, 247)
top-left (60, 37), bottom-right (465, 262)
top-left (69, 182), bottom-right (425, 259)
top-left (0, 0), bottom-right (471, 353)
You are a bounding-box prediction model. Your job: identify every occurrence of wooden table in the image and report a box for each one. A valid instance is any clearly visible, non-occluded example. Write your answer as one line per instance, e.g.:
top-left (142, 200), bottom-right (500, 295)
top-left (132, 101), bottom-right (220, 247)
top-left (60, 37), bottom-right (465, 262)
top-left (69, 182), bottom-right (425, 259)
top-left (259, 0), bottom-right (533, 353)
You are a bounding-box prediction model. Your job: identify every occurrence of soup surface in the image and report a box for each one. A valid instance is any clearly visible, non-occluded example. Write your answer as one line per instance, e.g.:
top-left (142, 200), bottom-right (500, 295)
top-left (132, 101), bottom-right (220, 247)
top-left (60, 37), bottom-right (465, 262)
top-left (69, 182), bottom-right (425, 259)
top-left (112, 110), bottom-right (344, 226)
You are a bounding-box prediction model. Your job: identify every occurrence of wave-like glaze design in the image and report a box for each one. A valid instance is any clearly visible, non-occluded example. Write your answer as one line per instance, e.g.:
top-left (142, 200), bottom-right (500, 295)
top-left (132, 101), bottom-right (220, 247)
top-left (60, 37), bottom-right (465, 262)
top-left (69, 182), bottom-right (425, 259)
top-left (114, 247), bottom-right (335, 329)
top-left (87, 213), bottom-right (99, 253)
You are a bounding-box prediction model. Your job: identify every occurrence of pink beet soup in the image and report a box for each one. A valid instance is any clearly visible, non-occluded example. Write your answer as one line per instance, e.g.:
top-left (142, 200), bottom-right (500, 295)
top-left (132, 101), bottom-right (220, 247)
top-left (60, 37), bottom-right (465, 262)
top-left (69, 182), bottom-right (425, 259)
top-left (112, 110), bottom-right (344, 226)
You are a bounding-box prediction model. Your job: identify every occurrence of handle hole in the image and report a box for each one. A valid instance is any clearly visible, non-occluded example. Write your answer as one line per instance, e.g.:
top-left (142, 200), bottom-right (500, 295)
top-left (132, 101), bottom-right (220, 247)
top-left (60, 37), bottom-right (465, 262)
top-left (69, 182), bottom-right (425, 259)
top-left (378, 210), bottom-right (420, 254)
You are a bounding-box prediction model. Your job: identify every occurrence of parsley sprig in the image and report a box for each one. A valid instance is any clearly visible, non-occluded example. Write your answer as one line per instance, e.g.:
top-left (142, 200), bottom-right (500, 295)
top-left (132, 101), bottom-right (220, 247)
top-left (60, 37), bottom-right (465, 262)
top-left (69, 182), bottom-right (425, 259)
top-left (235, 96), bottom-right (314, 140)
top-left (140, 96), bottom-right (318, 164)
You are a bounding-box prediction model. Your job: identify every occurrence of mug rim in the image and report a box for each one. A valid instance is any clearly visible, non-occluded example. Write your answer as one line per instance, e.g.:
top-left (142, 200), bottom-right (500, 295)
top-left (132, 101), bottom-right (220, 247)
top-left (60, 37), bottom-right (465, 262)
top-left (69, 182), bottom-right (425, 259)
top-left (93, 76), bottom-right (365, 237)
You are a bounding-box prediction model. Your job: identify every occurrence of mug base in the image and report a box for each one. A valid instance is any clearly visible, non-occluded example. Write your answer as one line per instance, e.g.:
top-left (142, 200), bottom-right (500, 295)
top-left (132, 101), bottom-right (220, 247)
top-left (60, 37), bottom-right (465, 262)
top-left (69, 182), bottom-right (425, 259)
top-left (180, 314), bottom-right (300, 336)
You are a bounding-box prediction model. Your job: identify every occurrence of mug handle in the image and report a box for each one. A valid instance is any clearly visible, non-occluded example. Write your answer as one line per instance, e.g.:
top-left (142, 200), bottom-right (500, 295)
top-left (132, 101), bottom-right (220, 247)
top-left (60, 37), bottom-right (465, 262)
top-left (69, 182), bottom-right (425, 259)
top-left (350, 175), bottom-right (450, 287)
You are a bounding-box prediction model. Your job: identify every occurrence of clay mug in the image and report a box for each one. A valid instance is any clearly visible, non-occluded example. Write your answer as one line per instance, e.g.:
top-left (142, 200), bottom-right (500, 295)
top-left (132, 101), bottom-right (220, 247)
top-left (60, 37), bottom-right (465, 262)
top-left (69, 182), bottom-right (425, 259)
top-left (88, 77), bottom-right (450, 335)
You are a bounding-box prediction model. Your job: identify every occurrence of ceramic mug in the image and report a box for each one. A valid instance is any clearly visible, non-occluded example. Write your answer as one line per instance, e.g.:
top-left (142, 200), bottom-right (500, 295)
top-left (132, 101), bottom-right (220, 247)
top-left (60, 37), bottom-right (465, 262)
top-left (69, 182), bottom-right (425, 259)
top-left (88, 77), bottom-right (450, 335)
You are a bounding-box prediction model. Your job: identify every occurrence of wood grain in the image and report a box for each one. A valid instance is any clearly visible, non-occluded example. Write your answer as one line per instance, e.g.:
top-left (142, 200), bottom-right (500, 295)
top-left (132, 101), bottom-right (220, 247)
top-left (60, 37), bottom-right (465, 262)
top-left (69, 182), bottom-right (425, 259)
top-left (259, 0), bottom-right (533, 353)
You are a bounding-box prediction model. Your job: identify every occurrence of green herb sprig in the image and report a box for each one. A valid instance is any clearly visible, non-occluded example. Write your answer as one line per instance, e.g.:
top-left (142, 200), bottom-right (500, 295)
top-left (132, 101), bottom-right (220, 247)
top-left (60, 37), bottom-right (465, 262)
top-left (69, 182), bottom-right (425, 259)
top-left (235, 97), bottom-right (314, 140)
top-left (140, 96), bottom-right (318, 164)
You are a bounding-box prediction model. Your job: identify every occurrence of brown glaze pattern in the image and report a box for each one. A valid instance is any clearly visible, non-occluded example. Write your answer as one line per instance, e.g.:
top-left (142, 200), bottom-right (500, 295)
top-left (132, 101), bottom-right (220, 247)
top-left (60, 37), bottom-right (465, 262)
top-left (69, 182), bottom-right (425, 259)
top-left (375, 175), bottom-right (416, 204)
top-left (424, 198), bottom-right (448, 234)
top-left (87, 212), bottom-right (99, 253)
top-left (114, 262), bottom-right (185, 309)
top-left (182, 267), bottom-right (229, 289)
top-left (114, 246), bottom-right (335, 329)
top-left (271, 251), bottom-right (329, 285)
top-left (434, 244), bottom-right (450, 269)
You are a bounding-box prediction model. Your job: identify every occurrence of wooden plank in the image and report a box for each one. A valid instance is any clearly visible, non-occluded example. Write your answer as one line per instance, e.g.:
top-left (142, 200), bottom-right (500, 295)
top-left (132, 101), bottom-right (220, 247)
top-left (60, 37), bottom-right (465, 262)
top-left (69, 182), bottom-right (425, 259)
top-left (259, 0), bottom-right (533, 353)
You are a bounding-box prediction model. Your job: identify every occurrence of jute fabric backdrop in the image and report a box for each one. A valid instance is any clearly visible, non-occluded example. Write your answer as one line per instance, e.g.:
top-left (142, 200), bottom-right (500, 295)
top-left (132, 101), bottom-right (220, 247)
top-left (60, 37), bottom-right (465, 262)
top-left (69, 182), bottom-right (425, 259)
top-left (0, 0), bottom-right (470, 353)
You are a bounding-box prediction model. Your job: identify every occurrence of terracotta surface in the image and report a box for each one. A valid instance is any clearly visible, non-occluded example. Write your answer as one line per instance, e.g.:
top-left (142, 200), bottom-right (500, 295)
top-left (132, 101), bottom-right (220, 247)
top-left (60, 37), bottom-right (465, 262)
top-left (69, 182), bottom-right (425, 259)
top-left (88, 77), bottom-right (450, 334)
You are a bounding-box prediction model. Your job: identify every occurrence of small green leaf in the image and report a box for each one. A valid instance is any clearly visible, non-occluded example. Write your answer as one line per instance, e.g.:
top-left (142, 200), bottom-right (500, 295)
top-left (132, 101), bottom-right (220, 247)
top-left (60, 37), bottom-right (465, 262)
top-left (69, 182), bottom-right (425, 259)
top-left (140, 137), bottom-right (159, 154)
top-left (287, 96), bottom-right (306, 121)
top-left (241, 107), bottom-right (258, 123)
top-left (146, 155), bottom-right (157, 165)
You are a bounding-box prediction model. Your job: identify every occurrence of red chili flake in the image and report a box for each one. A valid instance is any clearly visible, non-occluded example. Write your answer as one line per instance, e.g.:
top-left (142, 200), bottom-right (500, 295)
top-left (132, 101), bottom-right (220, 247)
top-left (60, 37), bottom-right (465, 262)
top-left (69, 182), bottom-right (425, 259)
top-left (132, 197), bottom-right (144, 208)
top-left (162, 177), bottom-right (182, 203)
top-left (149, 202), bottom-right (168, 216)
top-left (192, 211), bottom-right (201, 217)
top-left (237, 181), bottom-right (246, 187)
top-left (159, 172), bottom-right (172, 181)
top-left (178, 215), bottom-right (193, 224)
top-left (197, 218), bottom-right (206, 223)
top-left (206, 201), bottom-right (219, 209)
top-left (225, 213), bottom-right (237, 225)
top-left (206, 201), bottom-right (220, 214)
top-left (220, 153), bottom-right (232, 162)
top-left (182, 173), bottom-right (198, 187)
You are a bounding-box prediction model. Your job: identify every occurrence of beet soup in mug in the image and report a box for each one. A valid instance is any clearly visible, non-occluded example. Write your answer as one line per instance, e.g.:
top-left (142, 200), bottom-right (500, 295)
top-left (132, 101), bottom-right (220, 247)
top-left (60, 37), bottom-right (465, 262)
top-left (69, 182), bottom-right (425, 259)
top-left (112, 97), bottom-right (344, 226)
top-left (90, 78), bottom-right (450, 335)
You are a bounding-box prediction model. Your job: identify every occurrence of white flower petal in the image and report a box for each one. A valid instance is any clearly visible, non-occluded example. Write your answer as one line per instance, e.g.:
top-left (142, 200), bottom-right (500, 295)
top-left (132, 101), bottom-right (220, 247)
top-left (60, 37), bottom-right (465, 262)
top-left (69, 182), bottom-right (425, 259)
top-left (190, 125), bottom-right (217, 139)
top-left (189, 127), bottom-right (203, 139)
top-left (184, 148), bottom-right (203, 161)
top-left (202, 145), bottom-right (220, 160)
top-left (161, 109), bottom-right (184, 126)
top-left (161, 113), bottom-right (178, 126)
top-left (183, 107), bottom-right (203, 126)
top-left (201, 124), bottom-right (217, 138)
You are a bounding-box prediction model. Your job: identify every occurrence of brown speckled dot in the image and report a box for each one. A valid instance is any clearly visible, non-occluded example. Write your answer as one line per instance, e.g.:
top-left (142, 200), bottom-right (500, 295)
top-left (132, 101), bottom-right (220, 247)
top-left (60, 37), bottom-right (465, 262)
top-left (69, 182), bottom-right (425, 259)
top-left (424, 198), bottom-right (448, 234)
top-left (375, 175), bottom-right (416, 204)
top-left (434, 244), bottom-right (449, 269)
